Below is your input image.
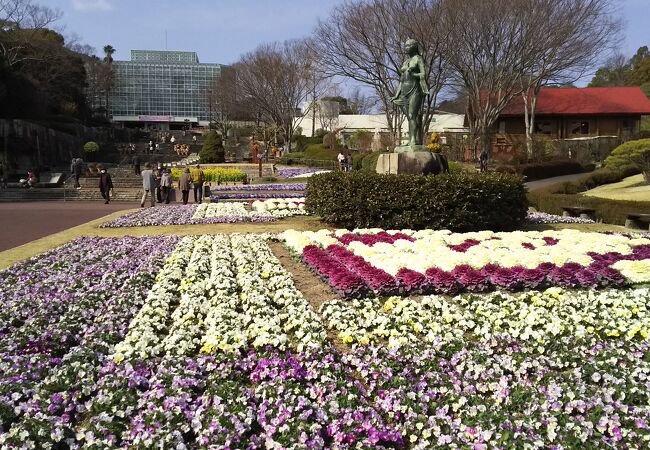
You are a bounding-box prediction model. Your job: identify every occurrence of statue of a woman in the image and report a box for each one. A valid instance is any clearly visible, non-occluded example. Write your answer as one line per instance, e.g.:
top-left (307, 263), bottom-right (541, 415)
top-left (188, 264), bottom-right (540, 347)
top-left (392, 39), bottom-right (429, 149)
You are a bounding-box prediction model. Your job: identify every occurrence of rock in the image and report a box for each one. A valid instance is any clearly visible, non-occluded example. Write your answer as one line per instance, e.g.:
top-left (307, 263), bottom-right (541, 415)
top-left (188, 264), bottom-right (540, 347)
top-left (376, 151), bottom-right (448, 175)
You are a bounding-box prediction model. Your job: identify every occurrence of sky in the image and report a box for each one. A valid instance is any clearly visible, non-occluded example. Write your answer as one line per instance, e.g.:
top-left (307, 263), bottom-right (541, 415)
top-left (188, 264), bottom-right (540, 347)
top-left (43, 0), bottom-right (650, 70)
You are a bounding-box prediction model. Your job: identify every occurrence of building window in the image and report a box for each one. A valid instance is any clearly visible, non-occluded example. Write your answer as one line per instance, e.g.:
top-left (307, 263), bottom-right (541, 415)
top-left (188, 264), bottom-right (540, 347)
top-left (569, 121), bottom-right (589, 135)
top-left (534, 121), bottom-right (553, 134)
top-left (622, 120), bottom-right (635, 133)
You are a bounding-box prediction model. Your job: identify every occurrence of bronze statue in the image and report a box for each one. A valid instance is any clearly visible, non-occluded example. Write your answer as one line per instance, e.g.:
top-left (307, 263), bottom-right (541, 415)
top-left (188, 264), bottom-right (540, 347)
top-left (392, 39), bottom-right (429, 148)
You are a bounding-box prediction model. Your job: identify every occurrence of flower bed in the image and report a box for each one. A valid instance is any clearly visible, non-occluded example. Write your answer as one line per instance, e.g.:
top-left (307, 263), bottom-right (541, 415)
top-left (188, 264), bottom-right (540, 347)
top-left (2, 233), bottom-right (650, 448)
top-left (251, 198), bottom-right (307, 217)
top-left (278, 168), bottom-right (330, 178)
top-left (282, 228), bottom-right (650, 296)
top-left (0, 236), bottom-right (178, 442)
top-left (170, 167), bottom-right (247, 183)
top-left (100, 204), bottom-right (278, 227)
top-left (209, 183), bottom-right (306, 191)
top-left (527, 211), bottom-right (595, 224)
top-left (210, 192), bottom-right (305, 200)
top-left (319, 287), bottom-right (650, 448)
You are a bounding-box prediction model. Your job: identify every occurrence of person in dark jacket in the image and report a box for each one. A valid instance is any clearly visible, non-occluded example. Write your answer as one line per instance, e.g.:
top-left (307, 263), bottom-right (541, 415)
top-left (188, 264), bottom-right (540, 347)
top-left (178, 167), bottom-right (192, 205)
top-left (133, 155), bottom-right (141, 175)
top-left (98, 165), bottom-right (114, 204)
top-left (71, 158), bottom-right (83, 189)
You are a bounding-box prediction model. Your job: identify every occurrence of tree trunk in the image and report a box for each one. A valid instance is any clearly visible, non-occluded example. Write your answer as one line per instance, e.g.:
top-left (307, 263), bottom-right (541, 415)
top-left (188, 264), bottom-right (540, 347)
top-left (522, 90), bottom-right (538, 162)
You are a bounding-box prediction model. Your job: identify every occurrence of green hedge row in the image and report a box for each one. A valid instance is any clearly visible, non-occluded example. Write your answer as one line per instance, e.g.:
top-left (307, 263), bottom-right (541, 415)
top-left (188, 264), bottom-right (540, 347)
top-left (552, 165), bottom-right (640, 194)
top-left (306, 171), bottom-right (528, 231)
top-left (528, 191), bottom-right (650, 226)
top-left (496, 160), bottom-right (586, 181)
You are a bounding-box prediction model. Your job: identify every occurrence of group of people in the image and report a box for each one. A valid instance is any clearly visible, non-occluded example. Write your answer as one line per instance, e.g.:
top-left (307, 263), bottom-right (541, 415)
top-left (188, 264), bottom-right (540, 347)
top-left (174, 144), bottom-right (191, 156)
top-left (117, 143), bottom-right (138, 157)
top-left (337, 151), bottom-right (354, 172)
top-left (139, 163), bottom-right (205, 207)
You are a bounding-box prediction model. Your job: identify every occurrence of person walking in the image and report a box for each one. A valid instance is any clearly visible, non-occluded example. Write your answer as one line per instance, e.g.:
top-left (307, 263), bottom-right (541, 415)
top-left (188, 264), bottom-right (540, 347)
top-left (178, 167), bottom-right (192, 205)
top-left (155, 162), bottom-right (164, 203)
top-left (337, 151), bottom-right (345, 171)
top-left (132, 154), bottom-right (141, 175)
top-left (192, 164), bottom-right (205, 204)
top-left (160, 168), bottom-right (173, 204)
top-left (71, 158), bottom-right (82, 189)
top-left (140, 162), bottom-right (156, 208)
top-left (98, 165), bottom-right (114, 204)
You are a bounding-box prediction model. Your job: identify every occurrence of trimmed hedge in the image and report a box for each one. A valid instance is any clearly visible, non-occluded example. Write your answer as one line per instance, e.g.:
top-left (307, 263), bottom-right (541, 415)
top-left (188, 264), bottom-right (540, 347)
top-left (496, 160), bottom-right (585, 181)
top-left (306, 171), bottom-right (528, 231)
top-left (553, 165), bottom-right (640, 194)
top-left (528, 190), bottom-right (650, 226)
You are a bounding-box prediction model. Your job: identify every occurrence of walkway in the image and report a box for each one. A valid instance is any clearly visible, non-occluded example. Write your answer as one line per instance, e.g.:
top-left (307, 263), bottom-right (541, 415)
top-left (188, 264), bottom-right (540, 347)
top-left (525, 172), bottom-right (589, 192)
top-left (0, 201), bottom-right (139, 252)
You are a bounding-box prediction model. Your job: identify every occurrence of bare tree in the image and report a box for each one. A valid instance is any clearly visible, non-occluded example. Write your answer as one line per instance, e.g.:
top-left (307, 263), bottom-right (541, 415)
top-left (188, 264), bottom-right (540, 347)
top-left (312, 0), bottom-right (448, 146)
top-left (441, 0), bottom-right (540, 163)
top-left (235, 40), bottom-right (321, 151)
top-left (317, 99), bottom-right (340, 131)
top-left (519, 0), bottom-right (621, 159)
top-left (0, 0), bottom-right (61, 66)
top-left (347, 86), bottom-right (378, 114)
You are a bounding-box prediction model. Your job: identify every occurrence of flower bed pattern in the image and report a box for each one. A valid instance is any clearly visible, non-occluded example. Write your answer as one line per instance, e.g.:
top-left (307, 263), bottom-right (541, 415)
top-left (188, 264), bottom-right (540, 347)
top-left (209, 192), bottom-right (305, 200)
top-left (282, 228), bottom-right (650, 296)
top-left (209, 183), bottom-right (306, 191)
top-left (2, 233), bottom-right (650, 448)
top-left (251, 198), bottom-right (307, 217)
top-left (0, 236), bottom-right (178, 443)
top-left (319, 287), bottom-right (650, 448)
top-left (527, 211), bottom-right (595, 224)
top-left (100, 204), bottom-right (279, 228)
top-left (278, 168), bottom-right (330, 178)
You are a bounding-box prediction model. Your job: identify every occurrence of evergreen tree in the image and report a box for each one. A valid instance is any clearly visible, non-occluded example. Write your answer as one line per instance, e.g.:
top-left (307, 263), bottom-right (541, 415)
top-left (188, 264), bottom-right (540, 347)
top-left (199, 131), bottom-right (225, 163)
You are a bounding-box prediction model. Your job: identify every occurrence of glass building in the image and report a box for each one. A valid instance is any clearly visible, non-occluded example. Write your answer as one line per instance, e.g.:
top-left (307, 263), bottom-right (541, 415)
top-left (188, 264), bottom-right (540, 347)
top-left (110, 50), bottom-right (224, 129)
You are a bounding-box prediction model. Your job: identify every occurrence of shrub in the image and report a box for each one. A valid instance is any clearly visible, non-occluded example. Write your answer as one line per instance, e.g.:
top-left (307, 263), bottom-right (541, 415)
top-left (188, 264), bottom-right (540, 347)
top-left (352, 152), bottom-right (370, 170)
top-left (554, 165), bottom-right (640, 194)
top-left (199, 131), bottom-right (225, 164)
top-left (448, 161), bottom-right (465, 173)
top-left (360, 152), bottom-right (384, 172)
top-left (306, 171), bottom-right (528, 231)
top-left (516, 160), bottom-right (585, 181)
top-left (605, 138), bottom-right (650, 183)
top-left (277, 152), bottom-right (306, 165)
top-left (304, 144), bottom-right (339, 161)
top-left (83, 141), bottom-right (99, 153)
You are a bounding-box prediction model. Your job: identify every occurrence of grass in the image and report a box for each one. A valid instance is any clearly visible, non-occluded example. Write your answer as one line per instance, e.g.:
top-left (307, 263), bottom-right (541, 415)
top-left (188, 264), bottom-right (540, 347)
top-left (582, 174), bottom-right (650, 202)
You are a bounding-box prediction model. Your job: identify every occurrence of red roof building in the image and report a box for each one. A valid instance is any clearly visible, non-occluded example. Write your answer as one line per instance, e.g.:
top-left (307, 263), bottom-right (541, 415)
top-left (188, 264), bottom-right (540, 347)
top-left (495, 87), bottom-right (650, 138)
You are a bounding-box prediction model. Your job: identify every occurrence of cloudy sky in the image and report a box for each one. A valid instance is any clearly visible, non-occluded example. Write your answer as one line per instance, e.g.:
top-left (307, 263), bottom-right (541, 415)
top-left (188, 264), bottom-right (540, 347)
top-left (45, 0), bottom-right (649, 67)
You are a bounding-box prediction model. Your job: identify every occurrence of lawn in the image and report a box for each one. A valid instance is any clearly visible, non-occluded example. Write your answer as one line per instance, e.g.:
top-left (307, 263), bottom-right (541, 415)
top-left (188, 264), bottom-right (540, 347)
top-left (582, 174), bottom-right (650, 202)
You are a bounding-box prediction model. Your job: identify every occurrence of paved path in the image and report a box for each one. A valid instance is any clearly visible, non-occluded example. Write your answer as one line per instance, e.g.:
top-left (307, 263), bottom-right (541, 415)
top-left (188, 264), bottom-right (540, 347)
top-left (0, 201), bottom-right (140, 252)
top-left (525, 172), bottom-right (589, 192)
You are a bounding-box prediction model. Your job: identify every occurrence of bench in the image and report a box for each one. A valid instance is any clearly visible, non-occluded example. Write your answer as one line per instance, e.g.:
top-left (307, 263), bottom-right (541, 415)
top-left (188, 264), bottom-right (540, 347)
top-left (5, 172), bottom-right (64, 188)
top-left (36, 172), bottom-right (64, 188)
top-left (562, 206), bottom-right (596, 220)
top-left (625, 213), bottom-right (650, 231)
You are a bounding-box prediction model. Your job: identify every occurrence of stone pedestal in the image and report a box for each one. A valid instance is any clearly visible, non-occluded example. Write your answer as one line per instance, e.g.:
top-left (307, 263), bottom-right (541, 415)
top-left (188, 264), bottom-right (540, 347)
top-left (376, 150), bottom-right (447, 175)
